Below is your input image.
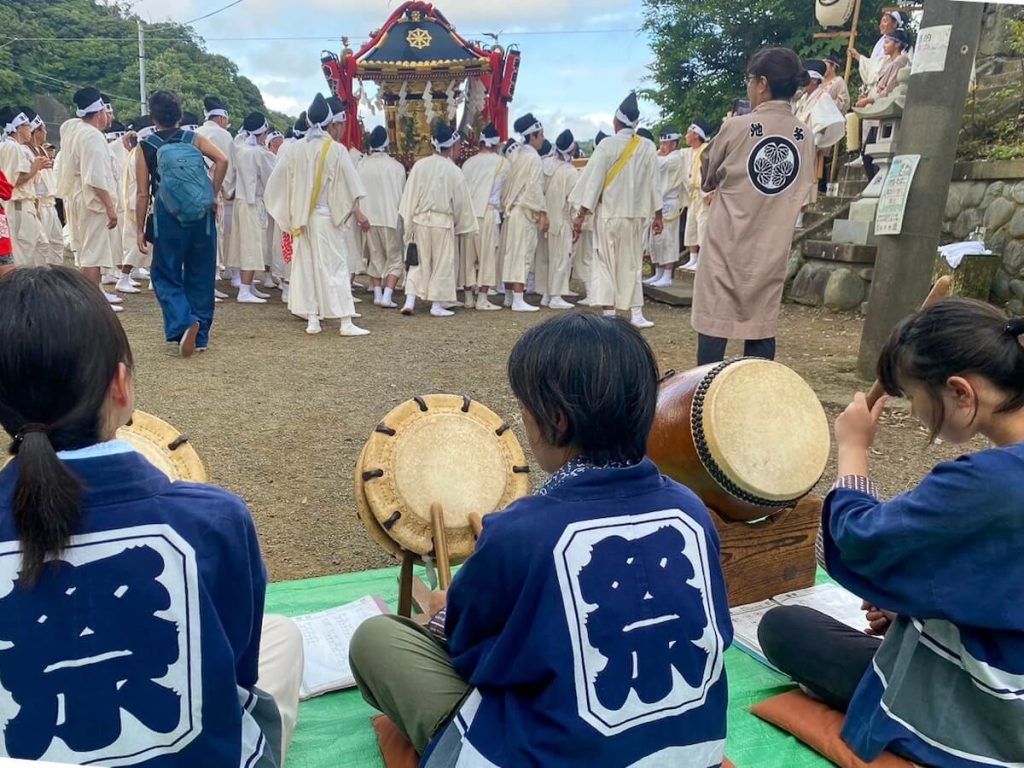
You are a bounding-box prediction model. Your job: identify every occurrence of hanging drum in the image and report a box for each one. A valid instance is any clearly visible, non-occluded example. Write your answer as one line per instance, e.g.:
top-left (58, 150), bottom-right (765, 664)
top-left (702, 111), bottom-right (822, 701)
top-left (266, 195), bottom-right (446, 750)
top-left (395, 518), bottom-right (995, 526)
top-left (816, 0), bottom-right (857, 29)
top-left (647, 359), bottom-right (831, 522)
top-left (355, 394), bottom-right (530, 562)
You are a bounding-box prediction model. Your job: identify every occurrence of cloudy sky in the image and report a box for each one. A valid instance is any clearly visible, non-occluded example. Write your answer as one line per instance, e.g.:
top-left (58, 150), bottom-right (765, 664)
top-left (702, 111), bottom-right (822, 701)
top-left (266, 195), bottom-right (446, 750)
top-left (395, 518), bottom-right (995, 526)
top-left (130, 0), bottom-right (658, 140)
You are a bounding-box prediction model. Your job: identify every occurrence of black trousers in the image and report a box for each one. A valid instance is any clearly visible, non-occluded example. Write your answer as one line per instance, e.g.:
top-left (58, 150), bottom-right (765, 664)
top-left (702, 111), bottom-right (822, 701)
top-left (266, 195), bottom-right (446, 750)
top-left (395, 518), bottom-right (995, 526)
top-left (758, 605), bottom-right (880, 712)
top-left (696, 334), bottom-right (776, 366)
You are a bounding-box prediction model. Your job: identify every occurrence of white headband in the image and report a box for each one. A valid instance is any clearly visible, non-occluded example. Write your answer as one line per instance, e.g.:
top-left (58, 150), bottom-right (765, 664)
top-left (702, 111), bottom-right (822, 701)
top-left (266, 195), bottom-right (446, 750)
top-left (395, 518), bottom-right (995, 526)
top-left (808, 70), bottom-right (825, 83)
top-left (556, 142), bottom-right (576, 159)
top-left (137, 125), bottom-right (157, 140)
top-left (250, 121), bottom-right (269, 136)
top-left (432, 131), bottom-right (459, 151)
top-left (518, 121), bottom-right (542, 138)
top-left (688, 123), bottom-right (708, 142)
top-left (205, 109), bottom-right (228, 119)
top-left (76, 98), bottom-right (106, 118)
top-left (104, 102), bottom-right (113, 114)
top-left (267, 131), bottom-right (283, 143)
top-left (615, 108), bottom-right (638, 128)
top-left (4, 112), bottom-right (29, 134)
top-left (481, 135), bottom-right (500, 147)
top-left (661, 132), bottom-right (681, 142)
top-left (887, 11), bottom-right (903, 26)
top-left (107, 132), bottom-right (126, 141)
top-left (503, 140), bottom-right (521, 156)
top-left (30, 115), bottom-right (44, 131)
top-left (371, 136), bottom-right (390, 152)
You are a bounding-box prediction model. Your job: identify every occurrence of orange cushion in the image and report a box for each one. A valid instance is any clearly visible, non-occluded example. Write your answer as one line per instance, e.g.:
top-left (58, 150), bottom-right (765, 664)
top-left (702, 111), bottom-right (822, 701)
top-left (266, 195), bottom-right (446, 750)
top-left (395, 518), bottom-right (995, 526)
top-left (750, 691), bottom-right (913, 767)
top-left (371, 715), bottom-right (420, 768)
top-left (372, 714), bottom-right (737, 768)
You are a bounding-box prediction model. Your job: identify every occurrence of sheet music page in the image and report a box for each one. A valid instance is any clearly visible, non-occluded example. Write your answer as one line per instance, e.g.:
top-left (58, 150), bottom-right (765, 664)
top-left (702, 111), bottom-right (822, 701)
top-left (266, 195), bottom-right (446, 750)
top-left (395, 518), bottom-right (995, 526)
top-left (728, 599), bottom-right (778, 664)
top-left (774, 583), bottom-right (867, 633)
top-left (293, 596), bottom-right (389, 700)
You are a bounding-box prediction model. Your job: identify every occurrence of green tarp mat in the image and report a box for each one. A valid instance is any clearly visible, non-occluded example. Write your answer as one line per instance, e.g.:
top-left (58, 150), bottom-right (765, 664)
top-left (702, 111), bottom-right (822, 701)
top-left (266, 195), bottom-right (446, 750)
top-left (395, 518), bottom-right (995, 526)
top-left (265, 567), bottom-right (834, 768)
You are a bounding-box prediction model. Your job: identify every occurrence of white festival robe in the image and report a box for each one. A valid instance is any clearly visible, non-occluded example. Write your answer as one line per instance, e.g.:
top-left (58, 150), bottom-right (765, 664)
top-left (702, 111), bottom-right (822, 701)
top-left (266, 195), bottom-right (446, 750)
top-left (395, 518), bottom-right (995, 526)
top-left (32, 149), bottom-right (63, 264)
top-left (459, 151), bottom-right (506, 289)
top-left (264, 134), bottom-right (366, 320)
top-left (196, 120), bottom-right (235, 267)
top-left (121, 145), bottom-right (150, 270)
top-left (569, 129), bottom-right (660, 309)
top-left (500, 144), bottom-right (546, 285)
top-left (71, 124), bottom-right (118, 269)
top-left (398, 153), bottom-right (477, 303)
top-left (0, 139), bottom-right (45, 266)
top-left (358, 150), bottom-right (406, 280)
top-left (652, 149), bottom-right (685, 266)
top-left (535, 159), bottom-right (578, 296)
top-left (228, 142), bottom-right (276, 272)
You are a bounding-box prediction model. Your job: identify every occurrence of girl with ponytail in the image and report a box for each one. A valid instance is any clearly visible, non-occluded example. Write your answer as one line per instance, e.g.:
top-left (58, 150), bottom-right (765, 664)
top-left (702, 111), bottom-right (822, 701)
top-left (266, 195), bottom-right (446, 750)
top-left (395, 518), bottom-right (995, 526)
top-left (759, 298), bottom-right (1024, 767)
top-left (0, 267), bottom-right (303, 767)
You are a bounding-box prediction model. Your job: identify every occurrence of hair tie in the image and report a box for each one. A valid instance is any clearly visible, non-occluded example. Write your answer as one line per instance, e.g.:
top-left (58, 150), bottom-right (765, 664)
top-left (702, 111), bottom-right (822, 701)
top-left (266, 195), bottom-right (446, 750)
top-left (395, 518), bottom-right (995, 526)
top-left (1006, 318), bottom-right (1024, 338)
top-left (15, 423), bottom-right (50, 443)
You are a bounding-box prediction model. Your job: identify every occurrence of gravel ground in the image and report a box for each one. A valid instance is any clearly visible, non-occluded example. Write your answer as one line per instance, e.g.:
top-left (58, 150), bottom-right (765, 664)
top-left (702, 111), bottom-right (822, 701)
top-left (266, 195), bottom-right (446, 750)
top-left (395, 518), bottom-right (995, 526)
top-left (118, 285), bottom-right (980, 582)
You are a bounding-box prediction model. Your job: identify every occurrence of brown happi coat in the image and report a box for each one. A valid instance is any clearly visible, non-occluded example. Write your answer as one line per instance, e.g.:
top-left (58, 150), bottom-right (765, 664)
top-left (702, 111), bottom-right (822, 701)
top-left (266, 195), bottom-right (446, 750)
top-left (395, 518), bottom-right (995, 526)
top-left (690, 101), bottom-right (814, 339)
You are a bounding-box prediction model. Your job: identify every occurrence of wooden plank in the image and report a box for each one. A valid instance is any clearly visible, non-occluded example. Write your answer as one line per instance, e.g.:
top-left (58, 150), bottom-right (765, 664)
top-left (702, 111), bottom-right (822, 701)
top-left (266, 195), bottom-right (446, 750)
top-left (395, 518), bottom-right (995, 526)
top-left (814, 31), bottom-right (853, 39)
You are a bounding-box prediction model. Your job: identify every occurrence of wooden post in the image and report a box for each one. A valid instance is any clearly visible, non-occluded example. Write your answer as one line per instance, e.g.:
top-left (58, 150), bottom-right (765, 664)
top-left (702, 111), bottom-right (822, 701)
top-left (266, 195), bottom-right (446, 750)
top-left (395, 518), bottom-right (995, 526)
top-left (856, 0), bottom-right (985, 379)
top-left (830, 0), bottom-right (863, 183)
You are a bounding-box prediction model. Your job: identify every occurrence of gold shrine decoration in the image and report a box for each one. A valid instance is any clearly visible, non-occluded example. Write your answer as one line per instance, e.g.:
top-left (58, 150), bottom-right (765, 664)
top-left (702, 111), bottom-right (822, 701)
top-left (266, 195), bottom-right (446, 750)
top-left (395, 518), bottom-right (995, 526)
top-left (407, 29), bottom-right (432, 50)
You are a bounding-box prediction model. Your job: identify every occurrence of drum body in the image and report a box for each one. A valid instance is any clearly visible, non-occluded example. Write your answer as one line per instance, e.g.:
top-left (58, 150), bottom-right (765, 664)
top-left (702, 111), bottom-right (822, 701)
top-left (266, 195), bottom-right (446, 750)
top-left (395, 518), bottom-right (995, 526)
top-left (2, 410), bottom-right (206, 482)
top-left (647, 359), bottom-right (830, 521)
top-left (355, 394), bottom-right (530, 562)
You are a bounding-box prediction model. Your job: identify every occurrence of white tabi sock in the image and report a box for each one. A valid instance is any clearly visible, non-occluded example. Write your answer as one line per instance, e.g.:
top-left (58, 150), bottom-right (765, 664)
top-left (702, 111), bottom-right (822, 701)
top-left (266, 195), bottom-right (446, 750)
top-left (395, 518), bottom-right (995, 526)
top-left (373, 286), bottom-right (383, 303)
top-left (602, 309), bottom-right (616, 317)
top-left (382, 287), bottom-right (394, 305)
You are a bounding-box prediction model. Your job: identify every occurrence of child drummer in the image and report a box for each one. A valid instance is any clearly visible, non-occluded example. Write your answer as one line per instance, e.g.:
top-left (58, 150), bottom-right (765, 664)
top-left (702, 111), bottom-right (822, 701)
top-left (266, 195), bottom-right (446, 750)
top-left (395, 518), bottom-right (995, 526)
top-left (350, 312), bottom-right (732, 766)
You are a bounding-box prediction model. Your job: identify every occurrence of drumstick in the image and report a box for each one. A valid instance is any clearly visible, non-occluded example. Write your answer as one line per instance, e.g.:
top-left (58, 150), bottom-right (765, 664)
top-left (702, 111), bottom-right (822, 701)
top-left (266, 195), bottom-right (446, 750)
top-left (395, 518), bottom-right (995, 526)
top-left (469, 512), bottom-right (484, 540)
top-left (865, 276), bottom-right (952, 408)
top-left (431, 503), bottom-right (452, 590)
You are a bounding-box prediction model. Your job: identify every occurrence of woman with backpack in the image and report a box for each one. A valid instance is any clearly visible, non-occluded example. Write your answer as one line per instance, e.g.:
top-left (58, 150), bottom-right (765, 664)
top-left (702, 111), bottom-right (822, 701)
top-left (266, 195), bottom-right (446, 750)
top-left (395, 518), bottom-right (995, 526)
top-left (135, 90), bottom-right (229, 358)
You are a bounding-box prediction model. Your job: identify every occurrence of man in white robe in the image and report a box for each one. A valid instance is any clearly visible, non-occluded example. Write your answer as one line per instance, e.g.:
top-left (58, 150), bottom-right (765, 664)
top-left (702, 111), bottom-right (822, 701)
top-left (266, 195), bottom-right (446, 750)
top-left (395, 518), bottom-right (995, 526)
top-left (794, 60), bottom-right (846, 219)
top-left (536, 130), bottom-right (578, 309)
top-left (119, 118), bottom-right (154, 288)
top-left (680, 121), bottom-right (712, 272)
top-left (358, 126), bottom-right (406, 309)
top-left (264, 93), bottom-right (368, 336)
top-left (28, 114), bottom-right (63, 265)
top-left (501, 113), bottom-right (549, 312)
top-left (228, 112), bottom-right (276, 303)
top-left (328, 96), bottom-right (369, 296)
top-left (398, 122), bottom-right (477, 318)
top-left (646, 125), bottom-right (686, 288)
top-left (458, 124), bottom-right (505, 311)
top-left (0, 106), bottom-right (50, 268)
top-left (196, 96), bottom-right (235, 300)
top-left (62, 88), bottom-right (122, 310)
top-left (570, 92), bottom-right (661, 329)
top-left (263, 131), bottom-right (288, 297)
top-left (105, 120), bottom-right (139, 294)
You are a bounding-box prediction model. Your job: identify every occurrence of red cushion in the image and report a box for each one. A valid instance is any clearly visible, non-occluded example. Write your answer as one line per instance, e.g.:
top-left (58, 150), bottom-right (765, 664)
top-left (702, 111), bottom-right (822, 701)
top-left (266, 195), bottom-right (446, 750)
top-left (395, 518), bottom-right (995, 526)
top-left (751, 690), bottom-right (913, 767)
top-left (371, 715), bottom-right (420, 768)
top-left (372, 714), bottom-right (738, 768)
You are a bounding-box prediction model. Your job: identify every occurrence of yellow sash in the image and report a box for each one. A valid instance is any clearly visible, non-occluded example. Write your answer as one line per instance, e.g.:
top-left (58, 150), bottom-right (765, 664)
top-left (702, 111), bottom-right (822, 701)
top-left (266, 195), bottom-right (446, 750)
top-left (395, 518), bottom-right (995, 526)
top-left (689, 143), bottom-right (708, 204)
top-left (603, 135), bottom-right (641, 192)
top-left (292, 138), bottom-right (334, 239)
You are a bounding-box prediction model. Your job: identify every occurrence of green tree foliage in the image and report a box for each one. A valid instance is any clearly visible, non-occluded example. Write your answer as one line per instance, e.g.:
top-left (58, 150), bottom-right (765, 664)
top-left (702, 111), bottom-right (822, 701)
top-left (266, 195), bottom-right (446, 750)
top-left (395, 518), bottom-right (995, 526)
top-left (641, 0), bottom-right (889, 132)
top-left (0, 0), bottom-right (293, 132)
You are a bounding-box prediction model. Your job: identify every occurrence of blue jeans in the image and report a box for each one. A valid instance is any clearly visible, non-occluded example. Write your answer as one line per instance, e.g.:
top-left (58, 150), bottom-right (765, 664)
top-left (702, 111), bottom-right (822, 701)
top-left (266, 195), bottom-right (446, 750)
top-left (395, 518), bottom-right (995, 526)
top-left (151, 203), bottom-right (216, 348)
top-left (696, 334), bottom-right (776, 366)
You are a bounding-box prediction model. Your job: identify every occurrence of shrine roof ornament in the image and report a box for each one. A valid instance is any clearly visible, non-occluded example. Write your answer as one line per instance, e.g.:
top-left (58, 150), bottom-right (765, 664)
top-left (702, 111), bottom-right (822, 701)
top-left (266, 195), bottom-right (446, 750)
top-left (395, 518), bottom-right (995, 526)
top-left (355, 2), bottom-right (490, 75)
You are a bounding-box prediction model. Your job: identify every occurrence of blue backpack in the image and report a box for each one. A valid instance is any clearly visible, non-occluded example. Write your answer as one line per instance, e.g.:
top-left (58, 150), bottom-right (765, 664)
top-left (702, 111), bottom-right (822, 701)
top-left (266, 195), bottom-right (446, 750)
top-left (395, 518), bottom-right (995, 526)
top-left (143, 131), bottom-right (214, 224)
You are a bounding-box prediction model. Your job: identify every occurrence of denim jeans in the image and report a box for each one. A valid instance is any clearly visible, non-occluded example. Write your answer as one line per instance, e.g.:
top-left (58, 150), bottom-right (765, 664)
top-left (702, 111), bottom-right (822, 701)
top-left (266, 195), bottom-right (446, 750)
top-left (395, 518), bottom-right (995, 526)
top-left (151, 203), bottom-right (216, 348)
top-left (696, 334), bottom-right (776, 366)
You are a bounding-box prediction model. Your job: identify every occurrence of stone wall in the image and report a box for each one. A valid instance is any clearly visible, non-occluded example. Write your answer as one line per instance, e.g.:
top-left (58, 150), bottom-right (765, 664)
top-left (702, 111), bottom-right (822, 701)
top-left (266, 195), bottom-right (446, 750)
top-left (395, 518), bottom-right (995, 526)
top-left (942, 160), bottom-right (1024, 314)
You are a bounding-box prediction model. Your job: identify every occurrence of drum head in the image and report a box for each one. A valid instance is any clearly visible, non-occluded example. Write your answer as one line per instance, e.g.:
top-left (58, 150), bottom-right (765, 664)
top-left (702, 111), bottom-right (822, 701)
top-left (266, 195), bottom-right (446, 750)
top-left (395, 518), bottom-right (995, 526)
top-left (2, 410), bottom-right (206, 483)
top-left (700, 360), bottom-right (829, 503)
top-left (360, 395), bottom-right (530, 561)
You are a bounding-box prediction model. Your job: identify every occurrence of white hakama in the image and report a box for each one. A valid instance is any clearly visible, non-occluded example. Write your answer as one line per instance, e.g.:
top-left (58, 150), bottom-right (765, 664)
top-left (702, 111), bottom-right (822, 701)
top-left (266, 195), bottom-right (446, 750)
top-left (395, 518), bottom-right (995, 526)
top-left (288, 214), bottom-right (355, 319)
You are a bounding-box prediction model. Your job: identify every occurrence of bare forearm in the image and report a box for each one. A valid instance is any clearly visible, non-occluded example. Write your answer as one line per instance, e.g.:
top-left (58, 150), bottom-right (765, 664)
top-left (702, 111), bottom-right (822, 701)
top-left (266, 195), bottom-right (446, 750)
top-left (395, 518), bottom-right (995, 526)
top-left (837, 444), bottom-right (870, 478)
top-left (136, 193), bottom-right (150, 231)
top-left (211, 161), bottom-right (228, 198)
top-left (91, 187), bottom-right (116, 216)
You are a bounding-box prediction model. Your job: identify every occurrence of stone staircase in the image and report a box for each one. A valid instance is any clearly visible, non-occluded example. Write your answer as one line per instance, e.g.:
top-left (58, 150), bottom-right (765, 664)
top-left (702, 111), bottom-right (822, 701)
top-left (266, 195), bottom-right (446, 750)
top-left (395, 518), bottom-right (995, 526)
top-left (788, 161), bottom-right (875, 310)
